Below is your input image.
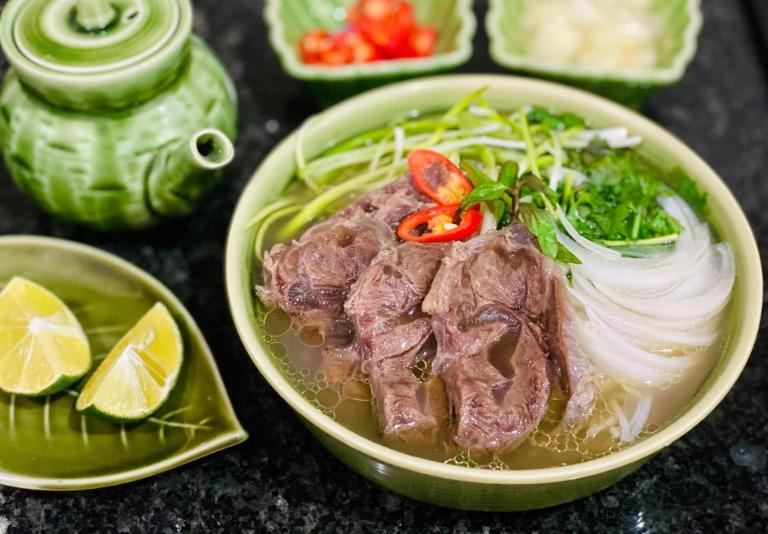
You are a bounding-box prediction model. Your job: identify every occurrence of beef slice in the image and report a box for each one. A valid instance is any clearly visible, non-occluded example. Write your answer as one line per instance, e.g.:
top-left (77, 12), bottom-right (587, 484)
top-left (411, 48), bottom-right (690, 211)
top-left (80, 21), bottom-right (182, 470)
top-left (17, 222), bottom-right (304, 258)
top-left (345, 242), bottom-right (450, 444)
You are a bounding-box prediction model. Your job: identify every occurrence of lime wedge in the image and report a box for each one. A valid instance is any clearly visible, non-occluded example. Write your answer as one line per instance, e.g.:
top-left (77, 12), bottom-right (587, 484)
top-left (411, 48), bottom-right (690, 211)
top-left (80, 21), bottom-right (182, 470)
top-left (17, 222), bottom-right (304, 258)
top-left (76, 303), bottom-right (183, 422)
top-left (0, 276), bottom-right (91, 396)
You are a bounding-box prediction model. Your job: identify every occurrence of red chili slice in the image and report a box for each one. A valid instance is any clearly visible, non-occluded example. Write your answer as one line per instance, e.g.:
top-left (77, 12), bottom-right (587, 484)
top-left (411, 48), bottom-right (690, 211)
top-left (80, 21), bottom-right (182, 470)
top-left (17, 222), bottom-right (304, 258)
top-left (348, 0), bottom-right (415, 52)
top-left (334, 30), bottom-right (380, 63)
top-left (397, 204), bottom-right (482, 243)
top-left (300, 1), bottom-right (436, 66)
top-left (299, 30), bottom-right (335, 64)
top-left (408, 149), bottom-right (474, 205)
top-left (319, 44), bottom-right (352, 66)
top-left (408, 25), bottom-right (437, 57)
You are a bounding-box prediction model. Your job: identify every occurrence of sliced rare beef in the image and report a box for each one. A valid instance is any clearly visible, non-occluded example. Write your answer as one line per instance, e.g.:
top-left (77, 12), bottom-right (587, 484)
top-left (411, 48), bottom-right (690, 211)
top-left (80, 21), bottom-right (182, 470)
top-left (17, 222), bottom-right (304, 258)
top-left (333, 175), bottom-right (432, 229)
top-left (257, 216), bottom-right (395, 350)
top-left (258, 176), bottom-right (431, 385)
top-left (545, 276), bottom-right (598, 425)
top-left (423, 224), bottom-right (595, 452)
top-left (345, 242), bottom-right (450, 444)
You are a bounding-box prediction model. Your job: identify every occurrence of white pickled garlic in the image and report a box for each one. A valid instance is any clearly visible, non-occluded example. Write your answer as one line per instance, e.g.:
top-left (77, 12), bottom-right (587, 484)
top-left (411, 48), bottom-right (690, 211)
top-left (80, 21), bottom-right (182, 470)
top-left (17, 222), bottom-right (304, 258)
top-left (520, 0), bottom-right (661, 70)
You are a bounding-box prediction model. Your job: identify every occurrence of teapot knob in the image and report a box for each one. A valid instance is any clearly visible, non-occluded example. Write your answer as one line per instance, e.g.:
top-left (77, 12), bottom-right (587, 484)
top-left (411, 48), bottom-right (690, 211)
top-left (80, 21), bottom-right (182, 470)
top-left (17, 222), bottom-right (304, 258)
top-left (75, 0), bottom-right (119, 32)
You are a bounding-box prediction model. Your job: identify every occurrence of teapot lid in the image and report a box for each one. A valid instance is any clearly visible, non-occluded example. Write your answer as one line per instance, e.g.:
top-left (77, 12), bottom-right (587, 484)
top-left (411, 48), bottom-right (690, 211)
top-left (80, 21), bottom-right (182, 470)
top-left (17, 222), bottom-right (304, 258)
top-left (0, 0), bottom-right (193, 110)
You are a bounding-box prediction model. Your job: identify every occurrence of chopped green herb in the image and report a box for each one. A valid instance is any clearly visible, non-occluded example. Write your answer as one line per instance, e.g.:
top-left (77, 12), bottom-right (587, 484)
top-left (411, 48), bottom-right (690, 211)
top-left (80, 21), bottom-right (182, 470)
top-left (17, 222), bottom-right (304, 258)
top-left (527, 106), bottom-right (587, 131)
top-left (667, 167), bottom-right (709, 218)
top-left (563, 142), bottom-right (684, 244)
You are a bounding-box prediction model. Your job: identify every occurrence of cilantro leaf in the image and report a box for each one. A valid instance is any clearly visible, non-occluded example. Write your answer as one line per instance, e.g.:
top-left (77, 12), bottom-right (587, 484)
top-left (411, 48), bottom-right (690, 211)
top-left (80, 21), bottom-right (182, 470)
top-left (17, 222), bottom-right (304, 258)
top-left (527, 106), bottom-right (586, 131)
top-left (667, 167), bottom-right (709, 218)
top-left (563, 144), bottom-right (684, 244)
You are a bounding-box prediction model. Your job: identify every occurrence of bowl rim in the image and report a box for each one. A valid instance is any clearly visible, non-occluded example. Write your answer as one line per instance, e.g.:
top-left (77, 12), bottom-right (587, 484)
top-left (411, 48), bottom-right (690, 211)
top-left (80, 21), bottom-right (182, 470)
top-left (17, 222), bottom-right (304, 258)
top-left (225, 74), bottom-right (761, 485)
top-left (0, 234), bottom-right (248, 491)
top-left (263, 0), bottom-right (477, 81)
top-left (486, 0), bottom-right (703, 85)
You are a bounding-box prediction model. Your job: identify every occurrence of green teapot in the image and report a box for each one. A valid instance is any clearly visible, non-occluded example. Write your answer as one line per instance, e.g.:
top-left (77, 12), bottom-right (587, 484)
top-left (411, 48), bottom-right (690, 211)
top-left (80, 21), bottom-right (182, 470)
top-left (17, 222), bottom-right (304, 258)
top-left (0, 0), bottom-right (237, 230)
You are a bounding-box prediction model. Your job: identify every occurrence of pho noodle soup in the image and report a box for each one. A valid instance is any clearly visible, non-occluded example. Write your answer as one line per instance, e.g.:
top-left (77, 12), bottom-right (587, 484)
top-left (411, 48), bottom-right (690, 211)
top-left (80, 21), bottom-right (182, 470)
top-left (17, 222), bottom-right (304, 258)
top-left (250, 91), bottom-right (733, 469)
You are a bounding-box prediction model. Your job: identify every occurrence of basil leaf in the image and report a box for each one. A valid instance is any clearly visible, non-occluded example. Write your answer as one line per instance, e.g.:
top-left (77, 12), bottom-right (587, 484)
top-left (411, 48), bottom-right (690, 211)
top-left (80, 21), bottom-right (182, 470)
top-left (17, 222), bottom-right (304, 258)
top-left (520, 206), bottom-right (559, 260)
top-left (460, 181), bottom-right (509, 211)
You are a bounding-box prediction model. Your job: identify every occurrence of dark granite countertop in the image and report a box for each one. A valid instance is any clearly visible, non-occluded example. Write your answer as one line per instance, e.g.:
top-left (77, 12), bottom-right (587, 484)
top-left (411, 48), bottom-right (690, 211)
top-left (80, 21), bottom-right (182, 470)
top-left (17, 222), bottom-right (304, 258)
top-left (0, 0), bottom-right (766, 532)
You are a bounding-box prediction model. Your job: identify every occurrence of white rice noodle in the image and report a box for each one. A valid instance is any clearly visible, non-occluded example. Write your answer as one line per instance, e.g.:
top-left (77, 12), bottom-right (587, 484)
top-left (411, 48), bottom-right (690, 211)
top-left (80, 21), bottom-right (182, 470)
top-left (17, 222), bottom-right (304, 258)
top-left (608, 136), bottom-right (643, 149)
top-left (562, 193), bottom-right (735, 443)
top-left (578, 297), bottom-right (719, 349)
top-left (562, 127), bottom-right (643, 150)
top-left (629, 397), bottom-right (653, 440)
top-left (580, 127), bottom-right (629, 142)
top-left (559, 231), bottom-right (706, 286)
top-left (584, 309), bottom-right (698, 371)
top-left (593, 246), bottom-right (733, 321)
top-left (447, 123), bottom-right (504, 137)
top-left (587, 414), bottom-right (619, 439)
top-left (435, 136), bottom-right (527, 153)
top-left (612, 400), bottom-right (633, 442)
top-left (577, 323), bottom-right (676, 388)
top-left (570, 276), bottom-right (720, 338)
top-left (603, 391), bottom-right (653, 443)
top-left (468, 104), bottom-right (494, 117)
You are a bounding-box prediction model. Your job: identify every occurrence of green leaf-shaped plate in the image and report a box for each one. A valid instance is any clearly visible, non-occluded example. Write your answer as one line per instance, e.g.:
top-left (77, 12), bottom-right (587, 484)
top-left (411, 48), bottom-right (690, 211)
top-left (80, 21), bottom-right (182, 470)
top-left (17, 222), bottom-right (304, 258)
top-left (0, 235), bottom-right (247, 490)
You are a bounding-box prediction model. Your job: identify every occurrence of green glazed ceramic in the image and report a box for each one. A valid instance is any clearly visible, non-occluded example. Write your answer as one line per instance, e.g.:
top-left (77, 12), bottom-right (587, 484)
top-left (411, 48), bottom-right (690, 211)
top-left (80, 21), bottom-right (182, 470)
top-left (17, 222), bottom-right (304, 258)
top-left (0, 0), bottom-right (237, 230)
top-left (225, 75), bottom-right (761, 511)
top-left (264, 0), bottom-right (476, 107)
top-left (0, 235), bottom-right (247, 491)
top-left (486, 0), bottom-right (703, 108)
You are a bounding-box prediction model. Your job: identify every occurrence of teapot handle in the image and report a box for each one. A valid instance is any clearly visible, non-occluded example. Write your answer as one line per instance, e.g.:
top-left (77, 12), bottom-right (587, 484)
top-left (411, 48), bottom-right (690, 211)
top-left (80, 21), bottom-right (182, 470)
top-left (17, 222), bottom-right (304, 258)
top-left (189, 129), bottom-right (235, 171)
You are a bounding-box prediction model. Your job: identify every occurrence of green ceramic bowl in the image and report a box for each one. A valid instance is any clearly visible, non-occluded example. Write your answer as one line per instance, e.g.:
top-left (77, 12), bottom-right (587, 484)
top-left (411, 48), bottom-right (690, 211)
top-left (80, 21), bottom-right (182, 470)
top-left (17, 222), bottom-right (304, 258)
top-left (225, 75), bottom-right (761, 511)
top-left (264, 0), bottom-right (476, 106)
top-left (486, 0), bottom-right (703, 108)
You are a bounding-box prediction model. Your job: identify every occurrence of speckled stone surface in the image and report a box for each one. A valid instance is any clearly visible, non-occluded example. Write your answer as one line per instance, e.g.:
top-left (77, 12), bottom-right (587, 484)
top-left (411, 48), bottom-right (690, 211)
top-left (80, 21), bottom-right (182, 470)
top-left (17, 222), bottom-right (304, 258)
top-left (0, 0), bottom-right (766, 532)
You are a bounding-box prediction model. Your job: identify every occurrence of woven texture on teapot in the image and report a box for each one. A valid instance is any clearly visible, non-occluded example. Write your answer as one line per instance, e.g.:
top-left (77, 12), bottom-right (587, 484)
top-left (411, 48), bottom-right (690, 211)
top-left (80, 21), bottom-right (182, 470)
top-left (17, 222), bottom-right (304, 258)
top-left (9, 0), bottom-right (184, 73)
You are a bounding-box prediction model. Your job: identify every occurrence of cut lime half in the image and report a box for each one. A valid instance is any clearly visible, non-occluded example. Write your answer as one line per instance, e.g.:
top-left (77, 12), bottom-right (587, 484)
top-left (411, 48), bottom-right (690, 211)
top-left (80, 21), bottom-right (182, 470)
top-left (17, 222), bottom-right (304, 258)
top-left (76, 302), bottom-right (184, 423)
top-left (0, 276), bottom-right (91, 396)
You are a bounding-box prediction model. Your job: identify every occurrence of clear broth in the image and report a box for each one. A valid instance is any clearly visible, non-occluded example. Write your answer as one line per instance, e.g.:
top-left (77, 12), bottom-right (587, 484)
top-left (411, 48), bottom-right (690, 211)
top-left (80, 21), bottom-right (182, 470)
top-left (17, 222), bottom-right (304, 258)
top-left (256, 303), bottom-right (724, 469)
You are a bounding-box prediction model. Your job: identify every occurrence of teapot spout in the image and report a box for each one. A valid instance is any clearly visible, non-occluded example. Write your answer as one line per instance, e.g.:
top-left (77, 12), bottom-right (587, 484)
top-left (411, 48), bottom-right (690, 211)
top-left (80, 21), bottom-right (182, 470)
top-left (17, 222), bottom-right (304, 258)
top-left (189, 129), bottom-right (235, 171)
top-left (146, 128), bottom-right (235, 218)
